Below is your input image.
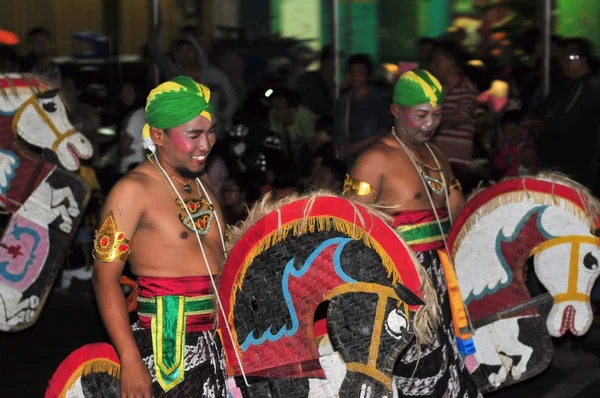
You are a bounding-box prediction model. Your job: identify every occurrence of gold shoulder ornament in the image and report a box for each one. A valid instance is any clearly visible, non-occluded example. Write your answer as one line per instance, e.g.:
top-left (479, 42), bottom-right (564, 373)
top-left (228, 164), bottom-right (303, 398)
top-left (343, 174), bottom-right (377, 196)
top-left (92, 210), bottom-right (131, 263)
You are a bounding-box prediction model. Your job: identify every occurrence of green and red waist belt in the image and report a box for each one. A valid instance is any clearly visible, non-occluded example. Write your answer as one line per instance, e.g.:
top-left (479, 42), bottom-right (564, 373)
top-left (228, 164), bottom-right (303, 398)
top-left (392, 208), bottom-right (450, 251)
top-left (392, 208), bottom-right (475, 355)
top-left (136, 276), bottom-right (216, 392)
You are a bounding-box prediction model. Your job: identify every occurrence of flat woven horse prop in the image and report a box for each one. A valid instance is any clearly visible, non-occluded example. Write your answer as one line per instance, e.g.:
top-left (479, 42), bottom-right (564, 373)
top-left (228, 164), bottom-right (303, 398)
top-left (46, 192), bottom-right (439, 398)
top-left (0, 73), bottom-right (92, 332)
top-left (448, 173), bottom-right (600, 393)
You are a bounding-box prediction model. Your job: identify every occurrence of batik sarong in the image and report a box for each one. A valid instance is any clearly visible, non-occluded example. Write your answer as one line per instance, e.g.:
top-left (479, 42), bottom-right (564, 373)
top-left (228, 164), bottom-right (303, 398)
top-left (392, 209), bottom-right (481, 398)
top-left (133, 275), bottom-right (228, 397)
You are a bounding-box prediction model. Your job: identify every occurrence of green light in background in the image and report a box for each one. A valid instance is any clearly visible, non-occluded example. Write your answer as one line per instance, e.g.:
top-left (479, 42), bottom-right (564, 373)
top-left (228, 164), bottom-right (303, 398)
top-left (556, 0), bottom-right (600, 53)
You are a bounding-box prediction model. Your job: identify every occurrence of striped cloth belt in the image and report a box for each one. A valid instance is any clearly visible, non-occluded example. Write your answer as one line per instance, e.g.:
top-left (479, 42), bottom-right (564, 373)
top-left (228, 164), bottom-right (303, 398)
top-left (394, 218), bottom-right (450, 246)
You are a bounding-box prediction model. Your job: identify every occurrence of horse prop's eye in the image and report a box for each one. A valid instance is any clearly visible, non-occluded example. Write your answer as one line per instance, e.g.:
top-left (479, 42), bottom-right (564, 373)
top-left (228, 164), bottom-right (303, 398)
top-left (42, 101), bottom-right (57, 113)
top-left (385, 308), bottom-right (408, 340)
top-left (583, 252), bottom-right (598, 271)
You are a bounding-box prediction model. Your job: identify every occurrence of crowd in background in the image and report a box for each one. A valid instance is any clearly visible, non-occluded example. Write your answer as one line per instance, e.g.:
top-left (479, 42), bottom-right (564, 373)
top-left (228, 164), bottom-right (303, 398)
top-left (2, 24), bottom-right (600, 301)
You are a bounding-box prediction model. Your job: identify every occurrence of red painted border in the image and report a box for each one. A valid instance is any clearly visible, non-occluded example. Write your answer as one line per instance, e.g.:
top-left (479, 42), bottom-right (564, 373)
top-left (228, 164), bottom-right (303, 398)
top-left (219, 196), bottom-right (424, 324)
top-left (447, 178), bottom-right (598, 252)
top-left (45, 343), bottom-right (119, 398)
top-left (0, 76), bottom-right (51, 90)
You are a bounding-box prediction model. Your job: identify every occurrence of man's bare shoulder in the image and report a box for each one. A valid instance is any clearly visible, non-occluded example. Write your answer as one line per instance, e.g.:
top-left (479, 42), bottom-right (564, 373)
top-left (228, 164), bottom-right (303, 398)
top-left (106, 162), bottom-right (156, 202)
top-left (355, 135), bottom-right (397, 163)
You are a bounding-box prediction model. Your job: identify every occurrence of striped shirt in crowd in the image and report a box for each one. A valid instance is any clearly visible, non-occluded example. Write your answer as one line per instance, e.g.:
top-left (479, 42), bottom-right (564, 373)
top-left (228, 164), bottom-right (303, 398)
top-left (434, 75), bottom-right (478, 168)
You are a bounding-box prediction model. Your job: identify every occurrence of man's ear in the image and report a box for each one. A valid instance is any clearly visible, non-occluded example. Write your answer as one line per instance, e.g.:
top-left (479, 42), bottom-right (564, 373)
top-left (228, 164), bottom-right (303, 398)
top-left (390, 103), bottom-right (402, 118)
top-left (150, 127), bottom-right (166, 148)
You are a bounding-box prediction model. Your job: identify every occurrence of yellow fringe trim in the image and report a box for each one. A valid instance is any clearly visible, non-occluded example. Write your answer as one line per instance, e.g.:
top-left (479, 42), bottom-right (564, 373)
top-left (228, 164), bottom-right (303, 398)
top-left (229, 216), bottom-right (403, 321)
top-left (59, 359), bottom-right (121, 398)
top-left (452, 191), bottom-right (591, 257)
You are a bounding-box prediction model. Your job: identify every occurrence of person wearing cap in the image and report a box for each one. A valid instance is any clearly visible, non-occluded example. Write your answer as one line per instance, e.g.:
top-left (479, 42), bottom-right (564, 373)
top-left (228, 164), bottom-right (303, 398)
top-left (344, 69), bottom-right (480, 397)
top-left (92, 76), bottom-right (228, 397)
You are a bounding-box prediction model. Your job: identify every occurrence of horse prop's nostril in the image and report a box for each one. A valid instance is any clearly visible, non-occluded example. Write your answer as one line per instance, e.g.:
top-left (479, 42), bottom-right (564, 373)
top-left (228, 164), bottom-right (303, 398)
top-left (583, 252), bottom-right (598, 271)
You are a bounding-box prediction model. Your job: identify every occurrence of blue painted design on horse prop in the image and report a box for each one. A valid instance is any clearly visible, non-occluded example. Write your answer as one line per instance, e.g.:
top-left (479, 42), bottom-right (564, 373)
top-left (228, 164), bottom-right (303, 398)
top-left (0, 149), bottom-right (19, 196)
top-left (465, 206), bottom-right (554, 304)
top-left (240, 237), bottom-right (355, 351)
top-left (0, 222), bottom-right (41, 282)
top-left (0, 109), bottom-right (16, 116)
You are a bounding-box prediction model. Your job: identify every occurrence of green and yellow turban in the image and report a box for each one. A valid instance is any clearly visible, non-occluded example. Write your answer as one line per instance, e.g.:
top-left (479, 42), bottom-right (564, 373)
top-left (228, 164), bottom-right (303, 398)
top-left (142, 76), bottom-right (214, 152)
top-left (393, 69), bottom-right (444, 108)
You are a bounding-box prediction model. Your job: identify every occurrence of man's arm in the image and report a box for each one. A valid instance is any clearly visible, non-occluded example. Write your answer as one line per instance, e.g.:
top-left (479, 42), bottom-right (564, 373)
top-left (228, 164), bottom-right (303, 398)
top-left (343, 146), bottom-right (385, 205)
top-left (91, 175), bottom-right (152, 395)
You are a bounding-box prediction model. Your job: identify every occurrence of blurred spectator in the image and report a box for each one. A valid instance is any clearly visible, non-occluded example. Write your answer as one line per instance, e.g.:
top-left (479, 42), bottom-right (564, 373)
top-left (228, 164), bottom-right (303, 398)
top-left (222, 174), bottom-right (249, 226)
top-left (428, 40), bottom-right (478, 172)
top-left (417, 38), bottom-right (436, 68)
top-left (534, 37), bottom-right (600, 189)
top-left (335, 54), bottom-right (390, 166)
top-left (492, 110), bottom-right (535, 178)
top-left (305, 116), bottom-right (337, 184)
top-left (24, 27), bottom-right (61, 87)
top-left (296, 46), bottom-right (334, 117)
top-left (286, 44), bottom-right (317, 89)
top-left (0, 45), bottom-right (20, 72)
top-left (312, 157), bottom-right (346, 192)
top-left (148, 16), bottom-right (238, 136)
top-left (271, 170), bottom-right (300, 200)
top-left (62, 76), bottom-right (101, 165)
top-left (119, 108), bottom-right (146, 174)
top-left (269, 88), bottom-right (319, 166)
top-left (217, 50), bottom-right (247, 106)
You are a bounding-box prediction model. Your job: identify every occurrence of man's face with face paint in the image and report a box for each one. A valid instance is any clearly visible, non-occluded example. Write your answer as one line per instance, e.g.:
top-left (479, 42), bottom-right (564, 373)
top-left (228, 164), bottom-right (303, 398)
top-left (157, 114), bottom-right (217, 178)
top-left (391, 102), bottom-right (442, 145)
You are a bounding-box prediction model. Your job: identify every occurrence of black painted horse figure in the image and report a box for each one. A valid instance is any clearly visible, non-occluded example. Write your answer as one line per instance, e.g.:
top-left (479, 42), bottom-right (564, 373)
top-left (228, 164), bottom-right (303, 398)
top-left (220, 193), bottom-right (438, 397)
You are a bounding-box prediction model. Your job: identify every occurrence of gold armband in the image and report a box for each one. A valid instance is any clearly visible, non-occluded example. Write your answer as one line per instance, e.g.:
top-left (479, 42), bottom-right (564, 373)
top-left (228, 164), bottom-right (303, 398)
top-left (92, 210), bottom-right (131, 263)
top-left (449, 178), bottom-right (462, 192)
top-left (343, 174), bottom-right (377, 196)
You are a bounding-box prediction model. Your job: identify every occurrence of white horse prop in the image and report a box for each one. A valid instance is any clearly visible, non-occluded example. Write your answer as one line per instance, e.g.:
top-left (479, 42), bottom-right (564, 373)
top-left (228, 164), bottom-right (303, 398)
top-left (0, 73), bottom-right (92, 331)
top-left (448, 174), bottom-right (600, 392)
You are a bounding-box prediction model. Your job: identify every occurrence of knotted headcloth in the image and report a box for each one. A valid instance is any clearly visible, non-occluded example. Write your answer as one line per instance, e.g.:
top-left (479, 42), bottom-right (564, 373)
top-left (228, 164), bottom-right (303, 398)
top-left (393, 69), bottom-right (445, 108)
top-left (142, 76), bottom-right (214, 153)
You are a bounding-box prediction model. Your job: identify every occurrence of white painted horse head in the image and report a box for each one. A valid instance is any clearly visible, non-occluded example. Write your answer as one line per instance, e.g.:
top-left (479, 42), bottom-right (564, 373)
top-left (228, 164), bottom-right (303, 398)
top-left (452, 174), bottom-right (600, 338)
top-left (0, 73), bottom-right (92, 171)
top-left (530, 206), bottom-right (600, 336)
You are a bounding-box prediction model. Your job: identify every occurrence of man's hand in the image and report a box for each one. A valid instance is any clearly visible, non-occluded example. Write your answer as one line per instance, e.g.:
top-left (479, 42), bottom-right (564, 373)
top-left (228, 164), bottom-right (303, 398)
top-left (120, 356), bottom-right (153, 398)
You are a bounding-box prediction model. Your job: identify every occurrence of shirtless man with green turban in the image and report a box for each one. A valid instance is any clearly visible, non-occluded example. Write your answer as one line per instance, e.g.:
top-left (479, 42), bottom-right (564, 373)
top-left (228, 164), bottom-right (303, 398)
top-left (93, 76), bottom-right (228, 397)
top-left (344, 70), bottom-right (481, 397)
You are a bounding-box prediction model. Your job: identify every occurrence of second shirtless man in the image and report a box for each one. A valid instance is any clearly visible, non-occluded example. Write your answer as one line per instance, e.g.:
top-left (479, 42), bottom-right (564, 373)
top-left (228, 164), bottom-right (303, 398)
top-left (344, 69), bottom-right (481, 397)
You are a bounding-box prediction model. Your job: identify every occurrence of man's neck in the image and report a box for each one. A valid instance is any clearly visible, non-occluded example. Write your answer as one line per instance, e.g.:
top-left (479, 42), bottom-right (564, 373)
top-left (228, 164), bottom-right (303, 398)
top-left (392, 126), bottom-right (428, 152)
top-left (153, 152), bottom-right (186, 181)
top-left (352, 85), bottom-right (370, 98)
top-left (34, 57), bottom-right (53, 71)
top-left (570, 67), bottom-right (590, 80)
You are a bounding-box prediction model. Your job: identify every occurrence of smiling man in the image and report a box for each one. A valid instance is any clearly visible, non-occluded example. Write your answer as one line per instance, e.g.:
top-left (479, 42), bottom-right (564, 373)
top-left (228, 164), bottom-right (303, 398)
top-left (344, 69), bottom-right (480, 397)
top-left (92, 76), bottom-right (228, 397)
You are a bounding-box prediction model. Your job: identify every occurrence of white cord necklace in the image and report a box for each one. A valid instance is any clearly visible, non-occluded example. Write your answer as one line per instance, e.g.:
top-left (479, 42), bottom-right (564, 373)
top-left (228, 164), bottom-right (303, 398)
top-left (153, 153), bottom-right (250, 386)
top-left (391, 129), bottom-right (453, 255)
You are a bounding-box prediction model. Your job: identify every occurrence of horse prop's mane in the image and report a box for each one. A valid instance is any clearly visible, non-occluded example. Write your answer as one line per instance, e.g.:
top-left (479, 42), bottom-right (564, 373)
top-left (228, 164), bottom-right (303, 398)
top-left (456, 172), bottom-right (600, 255)
top-left (227, 189), bottom-right (440, 345)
